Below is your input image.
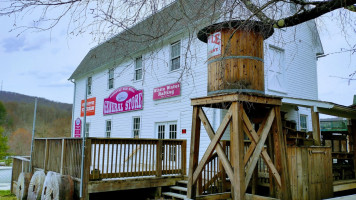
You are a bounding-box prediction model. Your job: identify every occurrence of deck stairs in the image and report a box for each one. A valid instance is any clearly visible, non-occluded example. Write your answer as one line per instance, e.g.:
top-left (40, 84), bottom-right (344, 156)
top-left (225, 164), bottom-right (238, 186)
top-left (162, 180), bottom-right (188, 199)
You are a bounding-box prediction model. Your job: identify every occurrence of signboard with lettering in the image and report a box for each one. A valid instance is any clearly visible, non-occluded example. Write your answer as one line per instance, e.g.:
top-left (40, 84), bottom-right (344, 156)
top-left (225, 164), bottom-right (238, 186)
top-left (153, 82), bottom-right (181, 100)
top-left (74, 118), bottom-right (81, 138)
top-left (207, 31), bottom-right (221, 59)
top-left (81, 97), bottom-right (96, 117)
top-left (103, 86), bottom-right (143, 115)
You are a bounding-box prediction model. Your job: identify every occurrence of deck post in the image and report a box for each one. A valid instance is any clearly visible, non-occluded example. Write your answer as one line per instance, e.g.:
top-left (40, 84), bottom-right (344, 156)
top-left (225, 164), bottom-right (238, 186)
top-left (156, 140), bottom-right (163, 177)
top-left (44, 139), bottom-right (49, 173)
top-left (187, 106), bottom-right (201, 199)
top-left (81, 138), bottom-right (92, 200)
top-left (220, 141), bottom-right (227, 192)
top-left (60, 139), bottom-right (66, 174)
top-left (181, 140), bottom-right (187, 175)
top-left (311, 107), bottom-right (321, 146)
top-left (230, 102), bottom-right (245, 200)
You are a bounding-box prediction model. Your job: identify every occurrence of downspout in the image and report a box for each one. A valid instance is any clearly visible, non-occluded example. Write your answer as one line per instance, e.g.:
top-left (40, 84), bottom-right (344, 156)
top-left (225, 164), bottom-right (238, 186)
top-left (70, 79), bottom-right (76, 137)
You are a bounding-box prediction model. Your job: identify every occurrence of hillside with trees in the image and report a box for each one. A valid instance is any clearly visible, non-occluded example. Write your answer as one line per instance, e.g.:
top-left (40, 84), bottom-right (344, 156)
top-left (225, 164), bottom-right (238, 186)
top-left (0, 91), bottom-right (72, 156)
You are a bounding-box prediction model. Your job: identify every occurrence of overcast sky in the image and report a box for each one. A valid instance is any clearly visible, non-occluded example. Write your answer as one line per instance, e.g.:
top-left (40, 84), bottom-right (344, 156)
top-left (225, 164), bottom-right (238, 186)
top-left (0, 10), bottom-right (355, 110)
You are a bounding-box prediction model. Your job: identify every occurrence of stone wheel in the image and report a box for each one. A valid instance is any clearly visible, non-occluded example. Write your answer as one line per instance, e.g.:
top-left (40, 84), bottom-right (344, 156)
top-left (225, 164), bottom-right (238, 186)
top-left (27, 170), bottom-right (45, 200)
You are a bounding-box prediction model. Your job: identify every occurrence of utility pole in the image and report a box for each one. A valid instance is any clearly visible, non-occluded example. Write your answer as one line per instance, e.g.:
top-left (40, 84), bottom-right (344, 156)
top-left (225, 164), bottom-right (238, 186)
top-left (80, 78), bottom-right (88, 198)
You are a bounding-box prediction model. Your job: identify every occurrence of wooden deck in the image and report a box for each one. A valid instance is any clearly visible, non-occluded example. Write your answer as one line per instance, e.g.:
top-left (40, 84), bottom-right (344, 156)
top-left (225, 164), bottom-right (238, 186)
top-left (12, 137), bottom-right (187, 199)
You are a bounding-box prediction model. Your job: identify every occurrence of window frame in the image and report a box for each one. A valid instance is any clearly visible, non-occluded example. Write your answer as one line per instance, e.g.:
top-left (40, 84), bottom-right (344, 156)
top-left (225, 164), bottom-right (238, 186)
top-left (134, 56), bottom-right (143, 81)
top-left (132, 116), bottom-right (141, 138)
top-left (87, 76), bottom-right (92, 95)
top-left (300, 114), bottom-right (308, 132)
top-left (267, 45), bottom-right (287, 93)
top-left (108, 68), bottom-right (114, 89)
top-left (170, 41), bottom-right (181, 71)
top-left (105, 120), bottom-right (112, 138)
top-left (85, 123), bottom-right (90, 137)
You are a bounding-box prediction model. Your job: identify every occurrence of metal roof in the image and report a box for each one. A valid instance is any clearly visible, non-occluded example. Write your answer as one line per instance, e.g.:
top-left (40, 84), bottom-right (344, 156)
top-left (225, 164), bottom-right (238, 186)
top-left (69, 0), bottom-right (224, 80)
top-left (282, 97), bottom-right (356, 119)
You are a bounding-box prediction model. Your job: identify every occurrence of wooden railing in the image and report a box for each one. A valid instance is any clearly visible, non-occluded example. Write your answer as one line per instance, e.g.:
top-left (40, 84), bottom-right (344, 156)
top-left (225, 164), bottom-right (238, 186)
top-left (89, 138), bottom-right (186, 180)
top-left (30, 137), bottom-right (186, 181)
top-left (10, 156), bottom-right (30, 193)
top-left (32, 138), bottom-right (83, 178)
top-left (200, 140), bottom-right (269, 194)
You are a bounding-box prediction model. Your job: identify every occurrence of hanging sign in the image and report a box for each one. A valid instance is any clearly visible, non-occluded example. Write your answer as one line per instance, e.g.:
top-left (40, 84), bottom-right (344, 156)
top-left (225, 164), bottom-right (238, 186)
top-left (81, 97), bottom-right (96, 117)
top-left (153, 82), bottom-right (181, 100)
top-left (207, 31), bottom-right (221, 59)
top-left (74, 118), bottom-right (81, 138)
top-left (103, 86), bottom-right (143, 115)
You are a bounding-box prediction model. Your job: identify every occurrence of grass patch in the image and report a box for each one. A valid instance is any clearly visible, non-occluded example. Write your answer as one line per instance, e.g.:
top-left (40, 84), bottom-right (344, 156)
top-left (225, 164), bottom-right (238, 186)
top-left (0, 190), bottom-right (16, 200)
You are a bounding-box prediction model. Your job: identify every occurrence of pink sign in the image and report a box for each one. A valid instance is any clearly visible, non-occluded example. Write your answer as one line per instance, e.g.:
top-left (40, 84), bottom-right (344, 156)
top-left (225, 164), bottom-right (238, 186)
top-left (153, 82), bottom-right (181, 100)
top-left (103, 86), bottom-right (143, 115)
top-left (74, 118), bottom-right (81, 138)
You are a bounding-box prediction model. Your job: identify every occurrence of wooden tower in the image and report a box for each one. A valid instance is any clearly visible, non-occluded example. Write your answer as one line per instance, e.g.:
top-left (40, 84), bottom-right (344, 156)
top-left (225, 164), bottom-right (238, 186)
top-left (187, 21), bottom-right (292, 200)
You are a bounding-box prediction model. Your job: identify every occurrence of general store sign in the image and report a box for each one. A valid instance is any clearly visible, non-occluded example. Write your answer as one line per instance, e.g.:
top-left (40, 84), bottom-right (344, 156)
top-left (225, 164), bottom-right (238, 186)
top-left (153, 82), bottom-right (181, 100)
top-left (81, 97), bottom-right (96, 117)
top-left (207, 31), bottom-right (221, 59)
top-left (74, 118), bottom-right (81, 138)
top-left (103, 86), bottom-right (143, 115)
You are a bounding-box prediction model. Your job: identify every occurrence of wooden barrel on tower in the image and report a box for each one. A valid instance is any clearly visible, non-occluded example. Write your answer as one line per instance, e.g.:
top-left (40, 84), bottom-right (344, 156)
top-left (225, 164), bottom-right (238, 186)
top-left (197, 20), bottom-right (274, 95)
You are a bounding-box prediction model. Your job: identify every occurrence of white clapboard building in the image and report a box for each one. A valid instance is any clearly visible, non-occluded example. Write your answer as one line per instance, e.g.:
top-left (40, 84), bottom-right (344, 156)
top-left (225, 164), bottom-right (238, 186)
top-left (69, 1), bottom-right (323, 161)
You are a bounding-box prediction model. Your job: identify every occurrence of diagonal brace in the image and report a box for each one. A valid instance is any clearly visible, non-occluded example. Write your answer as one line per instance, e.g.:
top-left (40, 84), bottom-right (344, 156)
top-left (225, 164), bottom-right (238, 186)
top-left (244, 108), bottom-right (276, 190)
top-left (192, 106), bottom-right (233, 184)
top-left (198, 108), bottom-right (235, 185)
top-left (242, 110), bottom-right (282, 187)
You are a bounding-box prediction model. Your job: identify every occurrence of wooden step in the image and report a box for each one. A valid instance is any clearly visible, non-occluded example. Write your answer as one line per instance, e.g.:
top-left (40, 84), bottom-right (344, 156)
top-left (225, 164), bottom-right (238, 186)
top-left (162, 192), bottom-right (187, 199)
top-left (170, 186), bottom-right (188, 192)
top-left (178, 180), bottom-right (188, 185)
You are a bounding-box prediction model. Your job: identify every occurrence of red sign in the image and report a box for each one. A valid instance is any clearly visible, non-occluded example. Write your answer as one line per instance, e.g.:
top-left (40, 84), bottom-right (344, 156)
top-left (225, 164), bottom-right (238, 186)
top-left (153, 82), bottom-right (181, 100)
top-left (207, 32), bottom-right (221, 59)
top-left (81, 97), bottom-right (96, 117)
top-left (74, 118), bottom-right (81, 138)
top-left (103, 86), bottom-right (143, 115)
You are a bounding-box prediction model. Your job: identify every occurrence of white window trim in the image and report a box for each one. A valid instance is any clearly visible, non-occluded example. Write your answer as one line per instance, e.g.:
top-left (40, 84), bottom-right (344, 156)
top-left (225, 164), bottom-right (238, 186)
top-left (267, 45), bottom-right (287, 94)
top-left (85, 123), bottom-right (90, 137)
top-left (132, 116), bottom-right (141, 138)
top-left (155, 121), bottom-right (179, 139)
top-left (87, 76), bottom-right (92, 96)
top-left (134, 56), bottom-right (143, 81)
top-left (299, 114), bottom-right (308, 132)
top-left (170, 41), bottom-right (181, 72)
top-left (108, 68), bottom-right (114, 90)
top-left (105, 120), bottom-right (112, 138)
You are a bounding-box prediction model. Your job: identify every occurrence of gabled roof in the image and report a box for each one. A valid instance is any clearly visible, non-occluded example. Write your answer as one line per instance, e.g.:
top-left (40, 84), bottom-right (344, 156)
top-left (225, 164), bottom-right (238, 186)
top-left (69, 0), bottom-right (224, 80)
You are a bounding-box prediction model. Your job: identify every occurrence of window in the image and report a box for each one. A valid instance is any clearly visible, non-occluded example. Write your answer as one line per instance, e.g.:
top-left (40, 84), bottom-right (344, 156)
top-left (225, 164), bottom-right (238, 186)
top-left (87, 77), bottom-right (92, 95)
top-left (300, 115), bottom-right (307, 132)
top-left (267, 46), bottom-right (286, 92)
top-left (108, 68), bottom-right (114, 89)
top-left (85, 123), bottom-right (90, 137)
top-left (106, 120), bottom-right (111, 138)
top-left (170, 41), bottom-right (181, 71)
top-left (133, 117), bottom-right (140, 138)
top-left (135, 57), bottom-right (143, 81)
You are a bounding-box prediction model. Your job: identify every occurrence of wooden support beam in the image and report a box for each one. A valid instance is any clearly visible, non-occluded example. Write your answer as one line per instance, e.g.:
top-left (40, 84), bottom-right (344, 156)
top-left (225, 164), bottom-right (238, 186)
top-left (44, 139), bottom-right (49, 173)
top-left (198, 108), bottom-right (234, 185)
top-left (272, 106), bottom-right (292, 200)
top-left (351, 119), bottom-right (356, 179)
top-left (311, 108), bottom-right (321, 146)
top-left (192, 107), bottom-right (232, 184)
top-left (244, 109), bottom-right (275, 190)
top-left (230, 102), bottom-right (245, 200)
top-left (156, 140), bottom-right (163, 177)
top-left (187, 106), bottom-right (202, 199)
